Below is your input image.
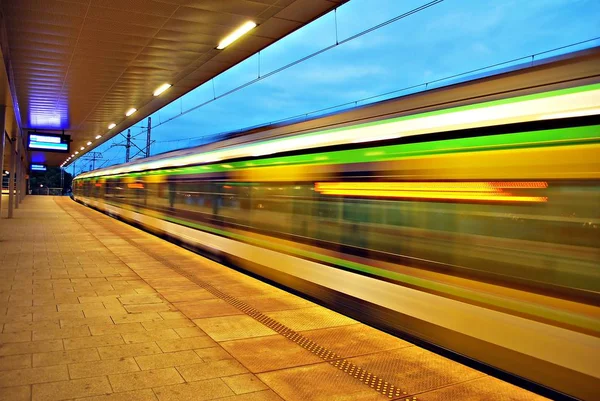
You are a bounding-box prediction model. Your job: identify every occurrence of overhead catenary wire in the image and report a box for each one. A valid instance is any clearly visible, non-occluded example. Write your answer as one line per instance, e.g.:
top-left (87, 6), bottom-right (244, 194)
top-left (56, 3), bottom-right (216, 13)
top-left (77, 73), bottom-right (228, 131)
top-left (94, 36), bottom-right (600, 169)
top-left (151, 36), bottom-right (600, 150)
top-left (147, 0), bottom-right (445, 129)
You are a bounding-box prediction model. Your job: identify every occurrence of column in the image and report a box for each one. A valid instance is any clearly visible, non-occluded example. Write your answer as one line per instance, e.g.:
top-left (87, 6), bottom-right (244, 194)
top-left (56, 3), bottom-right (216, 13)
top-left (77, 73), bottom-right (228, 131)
top-left (7, 133), bottom-right (15, 218)
top-left (21, 158), bottom-right (26, 200)
top-left (14, 147), bottom-right (20, 209)
top-left (0, 105), bottom-right (5, 217)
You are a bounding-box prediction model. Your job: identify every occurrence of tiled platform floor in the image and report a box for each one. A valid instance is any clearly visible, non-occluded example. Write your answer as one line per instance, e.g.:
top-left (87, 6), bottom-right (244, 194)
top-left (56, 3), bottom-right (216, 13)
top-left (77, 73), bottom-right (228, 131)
top-left (0, 196), bottom-right (547, 401)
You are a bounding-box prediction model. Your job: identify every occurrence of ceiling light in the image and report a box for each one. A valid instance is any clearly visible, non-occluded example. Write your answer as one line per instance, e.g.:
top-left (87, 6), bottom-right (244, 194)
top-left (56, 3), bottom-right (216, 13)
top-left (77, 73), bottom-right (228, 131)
top-left (87, 141), bottom-right (92, 146)
top-left (126, 108), bottom-right (136, 116)
top-left (75, 151), bottom-right (79, 155)
top-left (153, 83), bottom-right (172, 96)
top-left (95, 135), bottom-right (102, 139)
top-left (217, 21), bottom-right (256, 49)
top-left (108, 123), bottom-right (116, 129)
top-left (71, 154), bottom-right (75, 157)
top-left (80, 146), bottom-right (85, 150)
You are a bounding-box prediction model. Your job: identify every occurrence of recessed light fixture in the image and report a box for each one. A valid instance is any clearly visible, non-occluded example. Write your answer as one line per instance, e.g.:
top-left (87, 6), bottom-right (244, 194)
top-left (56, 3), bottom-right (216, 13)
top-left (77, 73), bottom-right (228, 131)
top-left (126, 108), bottom-right (137, 116)
top-left (95, 135), bottom-right (102, 139)
top-left (75, 151), bottom-right (79, 155)
top-left (217, 21), bottom-right (257, 49)
top-left (87, 141), bottom-right (92, 146)
top-left (108, 123), bottom-right (116, 129)
top-left (80, 146), bottom-right (85, 150)
top-left (153, 83), bottom-right (172, 96)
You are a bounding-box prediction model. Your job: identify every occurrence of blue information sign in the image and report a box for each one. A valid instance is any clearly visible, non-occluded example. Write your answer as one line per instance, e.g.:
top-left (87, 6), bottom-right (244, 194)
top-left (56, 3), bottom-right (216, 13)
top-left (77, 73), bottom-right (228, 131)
top-left (31, 164), bottom-right (47, 172)
top-left (28, 133), bottom-right (70, 152)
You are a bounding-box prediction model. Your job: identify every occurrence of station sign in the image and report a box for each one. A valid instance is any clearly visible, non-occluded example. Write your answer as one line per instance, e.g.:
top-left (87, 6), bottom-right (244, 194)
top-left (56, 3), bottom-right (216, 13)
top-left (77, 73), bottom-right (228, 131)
top-left (31, 164), bottom-right (47, 172)
top-left (28, 132), bottom-right (70, 152)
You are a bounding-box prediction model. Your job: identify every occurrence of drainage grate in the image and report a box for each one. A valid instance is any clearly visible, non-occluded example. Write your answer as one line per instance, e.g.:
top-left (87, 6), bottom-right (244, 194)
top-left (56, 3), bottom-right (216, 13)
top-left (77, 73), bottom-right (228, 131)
top-left (60, 201), bottom-right (414, 400)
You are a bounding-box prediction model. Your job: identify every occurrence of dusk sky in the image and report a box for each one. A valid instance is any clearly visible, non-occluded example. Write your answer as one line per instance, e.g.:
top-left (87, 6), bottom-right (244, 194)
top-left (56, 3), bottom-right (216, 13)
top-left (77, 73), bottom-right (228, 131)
top-left (71, 0), bottom-right (600, 173)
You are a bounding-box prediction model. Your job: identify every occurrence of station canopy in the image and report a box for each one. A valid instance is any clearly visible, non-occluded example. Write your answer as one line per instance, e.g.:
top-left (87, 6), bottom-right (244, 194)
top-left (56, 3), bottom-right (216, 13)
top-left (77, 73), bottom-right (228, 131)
top-left (0, 0), bottom-right (346, 168)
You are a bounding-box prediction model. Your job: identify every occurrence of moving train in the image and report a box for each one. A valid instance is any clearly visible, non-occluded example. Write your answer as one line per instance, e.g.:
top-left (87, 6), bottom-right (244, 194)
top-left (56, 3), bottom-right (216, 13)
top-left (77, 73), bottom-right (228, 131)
top-left (73, 48), bottom-right (600, 400)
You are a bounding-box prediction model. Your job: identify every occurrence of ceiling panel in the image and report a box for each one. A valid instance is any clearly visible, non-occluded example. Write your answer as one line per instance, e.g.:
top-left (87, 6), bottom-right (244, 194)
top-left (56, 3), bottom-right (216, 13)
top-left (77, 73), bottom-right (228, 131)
top-left (0, 0), bottom-right (348, 167)
top-left (91, 0), bottom-right (179, 17)
top-left (4, 0), bottom-right (90, 17)
top-left (86, 6), bottom-right (169, 27)
top-left (183, 0), bottom-right (272, 16)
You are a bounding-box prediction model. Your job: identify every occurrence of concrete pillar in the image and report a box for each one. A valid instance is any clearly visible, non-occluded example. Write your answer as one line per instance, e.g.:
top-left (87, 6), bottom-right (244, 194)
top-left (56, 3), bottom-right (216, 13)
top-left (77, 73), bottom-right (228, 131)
top-left (7, 134), bottom-right (15, 218)
top-left (0, 105), bottom-right (5, 217)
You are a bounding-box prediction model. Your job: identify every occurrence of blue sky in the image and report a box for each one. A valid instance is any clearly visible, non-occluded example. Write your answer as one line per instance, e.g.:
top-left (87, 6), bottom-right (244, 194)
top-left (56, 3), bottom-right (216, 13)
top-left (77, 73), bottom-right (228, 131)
top-left (73, 0), bottom-right (600, 173)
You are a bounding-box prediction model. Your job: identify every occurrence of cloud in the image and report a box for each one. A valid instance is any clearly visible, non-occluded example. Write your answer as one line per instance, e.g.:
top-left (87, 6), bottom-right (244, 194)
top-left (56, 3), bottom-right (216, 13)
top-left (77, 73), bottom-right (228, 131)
top-left (290, 65), bottom-right (388, 86)
top-left (471, 42), bottom-right (492, 55)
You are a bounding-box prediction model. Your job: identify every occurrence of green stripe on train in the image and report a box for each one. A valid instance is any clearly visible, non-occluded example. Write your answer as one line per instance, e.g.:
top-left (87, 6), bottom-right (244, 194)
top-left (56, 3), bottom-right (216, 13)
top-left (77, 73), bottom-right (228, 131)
top-left (83, 124), bottom-right (599, 181)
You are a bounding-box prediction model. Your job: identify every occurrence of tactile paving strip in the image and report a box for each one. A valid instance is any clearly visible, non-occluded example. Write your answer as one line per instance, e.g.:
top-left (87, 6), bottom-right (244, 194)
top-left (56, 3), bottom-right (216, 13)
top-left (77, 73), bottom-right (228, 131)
top-left (60, 201), bottom-right (416, 400)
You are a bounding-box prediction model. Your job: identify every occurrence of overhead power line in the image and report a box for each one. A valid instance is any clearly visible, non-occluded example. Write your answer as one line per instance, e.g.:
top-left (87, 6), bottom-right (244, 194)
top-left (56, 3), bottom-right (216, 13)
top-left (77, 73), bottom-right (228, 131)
top-left (149, 0), bottom-right (446, 129)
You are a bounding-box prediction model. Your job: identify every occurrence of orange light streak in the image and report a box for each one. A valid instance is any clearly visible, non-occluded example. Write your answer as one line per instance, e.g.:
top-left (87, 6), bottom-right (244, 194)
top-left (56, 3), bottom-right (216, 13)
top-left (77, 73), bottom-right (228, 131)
top-left (315, 181), bottom-right (547, 192)
top-left (315, 181), bottom-right (548, 203)
top-left (127, 183), bottom-right (144, 189)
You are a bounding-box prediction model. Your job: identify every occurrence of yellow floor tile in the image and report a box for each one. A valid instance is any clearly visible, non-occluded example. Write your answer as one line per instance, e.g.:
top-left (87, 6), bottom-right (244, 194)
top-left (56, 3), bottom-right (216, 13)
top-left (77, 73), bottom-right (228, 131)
top-left (108, 368), bottom-right (184, 392)
top-left (32, 376), bottom-right (112, 401)
top-left (134, 350), bottom-right (202, 370)
top-left (152, 378), bottom-right (234, 401)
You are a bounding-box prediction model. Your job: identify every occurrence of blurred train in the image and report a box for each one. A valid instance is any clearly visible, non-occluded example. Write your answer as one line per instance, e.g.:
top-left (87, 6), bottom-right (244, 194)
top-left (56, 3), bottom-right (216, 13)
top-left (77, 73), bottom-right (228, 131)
top-left (73, 48), bottom-right (600, 400)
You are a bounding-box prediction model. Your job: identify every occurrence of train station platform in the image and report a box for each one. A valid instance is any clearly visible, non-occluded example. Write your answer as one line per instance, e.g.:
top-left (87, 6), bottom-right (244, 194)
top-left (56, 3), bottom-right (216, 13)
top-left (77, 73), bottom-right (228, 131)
top-left (0, 196), bottom-right (546, 401)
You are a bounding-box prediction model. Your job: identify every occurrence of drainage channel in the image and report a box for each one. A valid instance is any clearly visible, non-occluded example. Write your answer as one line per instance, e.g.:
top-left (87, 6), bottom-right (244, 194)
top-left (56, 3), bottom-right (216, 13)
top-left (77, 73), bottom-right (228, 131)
top-left (59, 199), bottom-right (416, 400)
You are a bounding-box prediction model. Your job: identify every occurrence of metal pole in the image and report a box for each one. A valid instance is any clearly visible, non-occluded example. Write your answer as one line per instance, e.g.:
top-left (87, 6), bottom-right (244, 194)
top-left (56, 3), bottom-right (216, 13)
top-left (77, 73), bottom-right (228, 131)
top-left (14, 135), bottom-right (22, 208)
top-left (20, 159), bottom-right (25, 201)
top-left (125, 129), bottom-right (131, 162)
top-left (14, 150), bottom-right (19, 209)
top-left (7, 135), bottom-right (15, 218)
top-left (146, 117), bottom-right (151, 158)
top-left (0, 106), bottom-right (6, 217)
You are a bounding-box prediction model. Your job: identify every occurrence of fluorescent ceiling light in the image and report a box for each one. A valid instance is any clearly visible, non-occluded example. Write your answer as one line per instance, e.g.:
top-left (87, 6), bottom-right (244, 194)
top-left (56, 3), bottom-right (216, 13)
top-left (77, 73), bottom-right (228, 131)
top-left (95, 135), bottom-right (102, 139)
top-left (217, 21), bottom-right (256, 49)
top-left (108, 123), bottom-right (116, 129)
top-left (87, 141), bottom-right (92, 146)
top-left (154, 83), bottom-right (172, 96)
top-left (126, 108), bottom-right (136, 117)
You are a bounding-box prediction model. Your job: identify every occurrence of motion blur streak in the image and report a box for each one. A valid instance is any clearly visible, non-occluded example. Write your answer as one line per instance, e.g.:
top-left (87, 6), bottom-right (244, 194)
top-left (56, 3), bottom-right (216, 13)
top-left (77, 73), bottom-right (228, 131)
top-left (316, 181), bottom-right (549, 191)
top-left (72, 48), bottom-right (600, 400)
top-left (315, 181), bottom-right (549, 202)
top-left (315, 188), bottom-right (548, 202)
